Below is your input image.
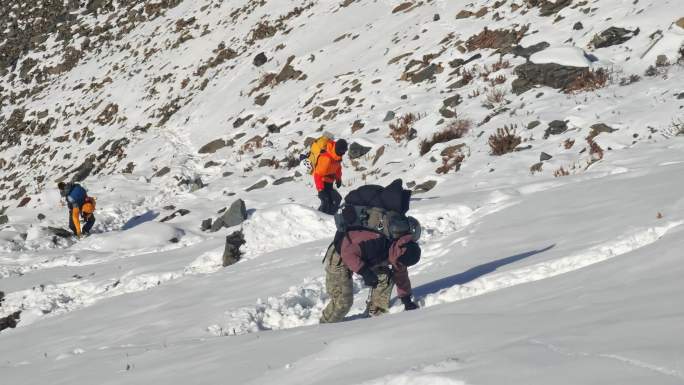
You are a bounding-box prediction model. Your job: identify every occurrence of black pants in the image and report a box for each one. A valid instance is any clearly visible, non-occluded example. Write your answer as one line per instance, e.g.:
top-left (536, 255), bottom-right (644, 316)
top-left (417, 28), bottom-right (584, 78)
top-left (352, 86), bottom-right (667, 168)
top-left (68, 210), bottom-right (96, 236)
top-left (317, 183), bottom-right (342, 215)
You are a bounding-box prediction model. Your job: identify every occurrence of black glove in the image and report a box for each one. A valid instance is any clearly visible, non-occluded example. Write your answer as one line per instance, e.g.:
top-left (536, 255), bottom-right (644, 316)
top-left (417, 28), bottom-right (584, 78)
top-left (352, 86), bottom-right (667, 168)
top-left (400, 296), bottom-right (419, 311)
top-left (335, 179), bottom-right (342, 188)
top-left (358, 265), bottom-right (379, 288)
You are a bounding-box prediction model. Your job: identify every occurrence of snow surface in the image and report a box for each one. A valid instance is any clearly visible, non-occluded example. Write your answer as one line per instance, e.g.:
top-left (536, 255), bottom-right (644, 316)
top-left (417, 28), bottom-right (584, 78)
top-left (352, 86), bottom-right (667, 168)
top-left (1, 0), bottom-right (684, 384)
top-left (530, 47), bottom-right (593, 67)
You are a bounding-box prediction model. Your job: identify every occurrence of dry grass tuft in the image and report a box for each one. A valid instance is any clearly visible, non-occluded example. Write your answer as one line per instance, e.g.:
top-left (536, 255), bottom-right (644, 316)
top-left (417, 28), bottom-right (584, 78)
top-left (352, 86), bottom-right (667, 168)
top-left (389, 113), bottom-right (418, 143)
top-left (554, 166), bottom-right (570, 177)
top-left (488, 125), bottom-right (521, 155)
top-left (565, 68), bottom-right (609, 93)
top-left (419, 119), bottom-right (472, 155)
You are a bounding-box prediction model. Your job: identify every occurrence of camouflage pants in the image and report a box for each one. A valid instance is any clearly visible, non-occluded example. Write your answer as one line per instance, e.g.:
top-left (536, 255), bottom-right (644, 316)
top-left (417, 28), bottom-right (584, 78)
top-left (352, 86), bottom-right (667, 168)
top-left (320, 246), bottom-right (395, 323)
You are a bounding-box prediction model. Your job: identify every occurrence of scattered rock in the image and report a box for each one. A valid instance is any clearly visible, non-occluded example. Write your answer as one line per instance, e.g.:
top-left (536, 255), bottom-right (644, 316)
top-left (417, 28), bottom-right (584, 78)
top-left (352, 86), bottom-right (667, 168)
top-left (407, 63), bottom-right (441, 83)
top-left (433, 14), bottom-right (440, 21)
top-left (0, 311), bottom-right (21, 332)
top-left (383, 111), bottom-right (396, 122)
top-left (348, 142), bottom-right (372, 159)
top-left (210, 217), bottom-right (225, 232)
top-left (443, 94), bottom-right (462, 108)
top-left (0, 215), bottom-right (7, 225)
top-left (677, 17), bottom-right (684, 30)
top-left (588, 123), bottom-right (617, 140)
top-left (573, 22), bottom-right (583, 30)
top-left (17, 197), bottom-right (31, 208)
top-left (528, 121), bottom-right (541, 130)
top-left (273, 176), bottom-right (295, 185)
top-left (540, 152), bottom-right (553, 161)
top-left (413, 180), bottom-right (437, 194)
top-left (254, 94), bottom-right (270, 106)
top-left (655, 55), bottom-right (670, 67)
top-left (372, 145), bottom-right (385, 166)
top-left (198, 139), bottom-right (227, 154)
top-left (351, 120), bottom-right (365, 133)
top-left (233, 114), bottom-right (253, 128)
top-left (160, 209), bottom-right (190, 223)
top-left (201, 218), bottom-right (212, 231)
top-left (590, 27), bottom-right (639, 49)
top-left (222, 230), bottom-right (246, 267)
top-left (456, 10), bottom-right (473, 19)
top-left (204, 161), bottom-right (221, 168)
top-left (312, 106), bottom-right (325, 118)
top-left (253, 52), bottom-right (268, 66)
top-left (511, 41), bottom-right (550, 59)
top-left (37, 213), bottom-right (46, 220)
top-left (219, 199), bottom-right (247, 228)
top-left (47, 226), bottom-right (73, 238)
top-left (543, 120), bottom-right (568, 139)
top-left (246, 179), bottom-right (268, 191)
top-left (154, 167), bottom-right (171, 178)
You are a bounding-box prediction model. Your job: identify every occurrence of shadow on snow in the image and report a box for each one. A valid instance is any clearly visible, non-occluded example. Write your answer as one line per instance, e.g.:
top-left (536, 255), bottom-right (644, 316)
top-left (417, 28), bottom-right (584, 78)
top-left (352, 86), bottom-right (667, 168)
top-left (411, 244), bottom-right (555, 298)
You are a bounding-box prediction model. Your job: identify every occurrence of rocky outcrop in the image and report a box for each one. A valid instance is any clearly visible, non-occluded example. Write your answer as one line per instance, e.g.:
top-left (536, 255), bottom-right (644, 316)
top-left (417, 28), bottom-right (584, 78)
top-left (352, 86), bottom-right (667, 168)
top-left (512, 63), bottom-right (594, 94)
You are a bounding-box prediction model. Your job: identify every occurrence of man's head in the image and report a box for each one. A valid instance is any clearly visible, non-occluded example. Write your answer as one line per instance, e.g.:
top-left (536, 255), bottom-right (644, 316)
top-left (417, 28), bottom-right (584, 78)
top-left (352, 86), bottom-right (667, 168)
top-left (57, 182), bottom-right (68, 197)
top-left (398, 241), bottom-right (421, 267)
top-left (334, 139), bottom-right (348, 157)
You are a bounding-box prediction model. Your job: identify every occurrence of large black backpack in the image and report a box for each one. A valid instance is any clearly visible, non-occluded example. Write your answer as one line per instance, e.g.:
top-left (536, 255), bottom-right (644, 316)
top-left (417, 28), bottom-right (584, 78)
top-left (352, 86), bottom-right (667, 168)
top-left (331, 179), bottom-right (414, 253)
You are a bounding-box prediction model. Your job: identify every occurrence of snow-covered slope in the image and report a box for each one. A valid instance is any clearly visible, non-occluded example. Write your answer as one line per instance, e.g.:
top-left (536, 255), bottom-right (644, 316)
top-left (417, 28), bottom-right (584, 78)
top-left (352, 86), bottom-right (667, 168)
top-left (1, 0), bottom-right (684, 384)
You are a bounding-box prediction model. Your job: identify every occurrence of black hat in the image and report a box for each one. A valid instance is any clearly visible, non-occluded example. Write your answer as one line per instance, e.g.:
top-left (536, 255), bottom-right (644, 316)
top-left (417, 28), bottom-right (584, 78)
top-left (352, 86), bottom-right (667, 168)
top-left (335, 139), bottom-right (348, 156)
top-left (398, 241), bottom-right (421, 266)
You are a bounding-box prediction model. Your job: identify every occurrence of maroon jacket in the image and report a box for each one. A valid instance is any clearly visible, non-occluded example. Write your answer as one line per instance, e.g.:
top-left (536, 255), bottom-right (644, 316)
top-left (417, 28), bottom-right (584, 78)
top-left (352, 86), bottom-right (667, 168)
top-left (339, 231), bottom-right (413, 297)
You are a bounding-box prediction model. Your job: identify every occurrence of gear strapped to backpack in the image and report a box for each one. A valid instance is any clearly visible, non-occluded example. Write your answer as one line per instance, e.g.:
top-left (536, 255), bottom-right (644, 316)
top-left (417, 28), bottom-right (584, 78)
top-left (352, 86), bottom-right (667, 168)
top-left (301, 134), bottom-right (333, 174)
top-left (332, 179), bottom-right (421, 253)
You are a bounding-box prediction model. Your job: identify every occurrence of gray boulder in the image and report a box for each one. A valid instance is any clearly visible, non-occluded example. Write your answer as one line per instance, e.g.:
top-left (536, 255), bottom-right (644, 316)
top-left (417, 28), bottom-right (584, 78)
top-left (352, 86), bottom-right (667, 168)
top-left (0, 215), bottom-right (7, 225)
top-left (221, 199), bottom-right (247, 228)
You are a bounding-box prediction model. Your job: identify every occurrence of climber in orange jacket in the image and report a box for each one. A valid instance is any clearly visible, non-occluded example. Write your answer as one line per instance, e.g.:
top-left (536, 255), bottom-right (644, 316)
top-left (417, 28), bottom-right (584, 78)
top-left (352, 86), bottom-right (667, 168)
top-left (313, 139), bottom-right (347, 215)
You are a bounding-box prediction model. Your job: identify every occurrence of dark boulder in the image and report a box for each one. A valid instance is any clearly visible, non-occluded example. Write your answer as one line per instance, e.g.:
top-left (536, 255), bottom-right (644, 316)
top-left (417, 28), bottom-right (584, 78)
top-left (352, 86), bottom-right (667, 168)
top-left (253, 52), bottom-right (268, 67)
top-left (511, 41), bottom-right (550, 59)
top-left (160, 209), bottom-right (190, 223)
top-left (413, 180), bottom-right (437, 194)
top-left (198, 139), bottom-right (227, 154)
top-left (540, 152), bottom-right (553, 161)
top-left (348, 142), bottom-right (372, 160)
top-left (201, 218), bottom-right (212, 231)
top-left (222, 230), bottom-right (246, 267)
top-left (544, 120), bottom-right (568, 139)
top-left (245, 180), bottom-right (268, 192)
top-left (511, 63), bottom-right (591, 95)
top-left (0, 311), bottom-right (21, 332)
top-left (590, 27), bottom-right (639, 49)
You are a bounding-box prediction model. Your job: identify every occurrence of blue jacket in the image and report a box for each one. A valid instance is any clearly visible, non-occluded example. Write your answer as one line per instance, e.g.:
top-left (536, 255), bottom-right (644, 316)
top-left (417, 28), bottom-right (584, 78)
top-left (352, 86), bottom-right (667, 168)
top-left (67, 184), bottom-right (87, 207)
